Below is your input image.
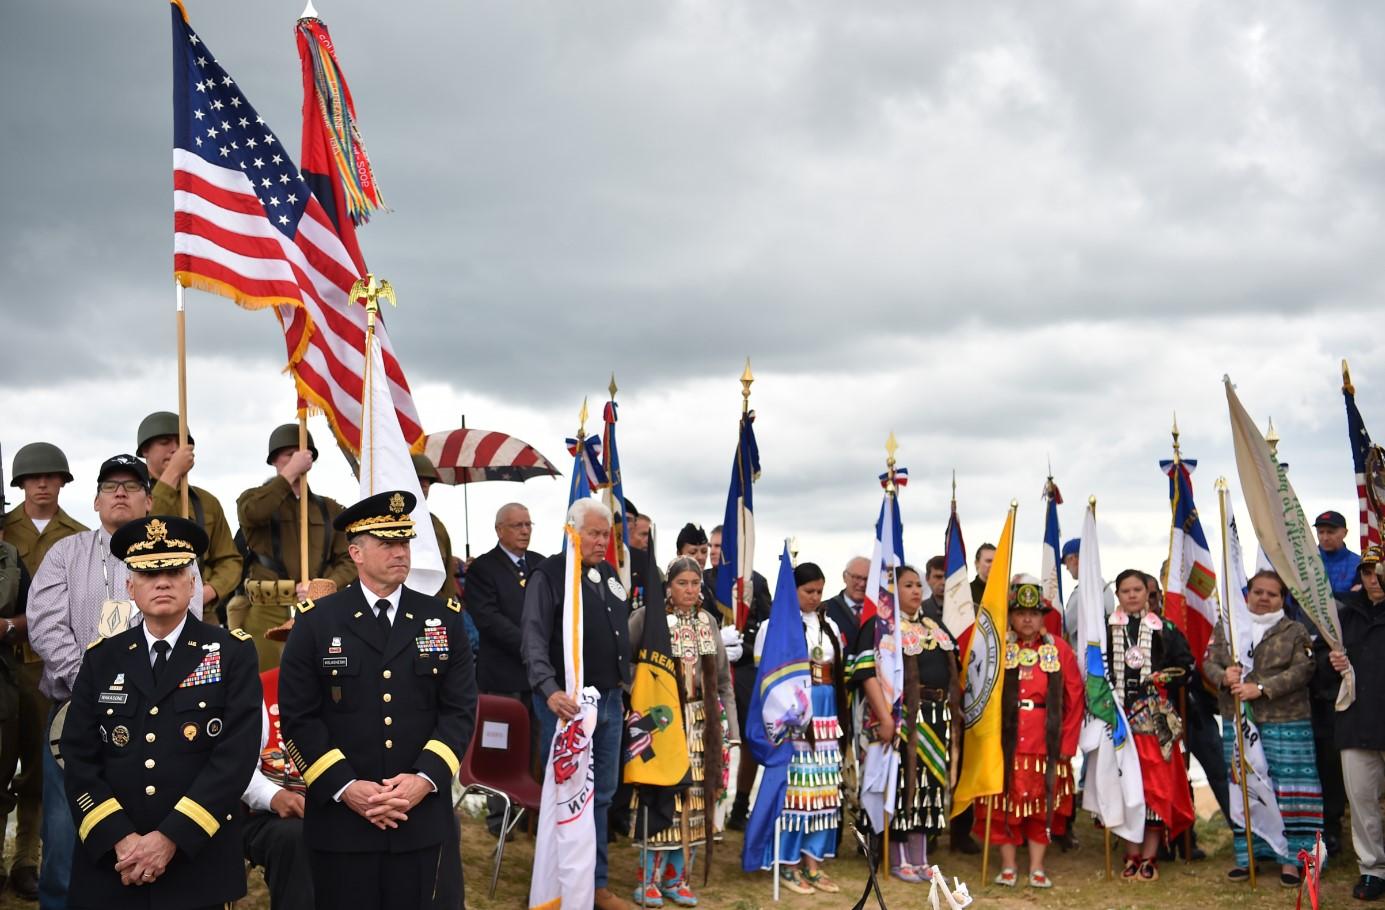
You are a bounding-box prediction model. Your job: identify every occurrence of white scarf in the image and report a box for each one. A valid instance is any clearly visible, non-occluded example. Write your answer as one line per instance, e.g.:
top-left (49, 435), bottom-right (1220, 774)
top-left (1248, 609), bottom-right (1283, 649)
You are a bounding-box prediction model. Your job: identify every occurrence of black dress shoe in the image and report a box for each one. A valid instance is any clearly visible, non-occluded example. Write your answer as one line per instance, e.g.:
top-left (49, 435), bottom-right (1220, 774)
top-left (1355, 875), bottom-right (1385, 901)
top-left (949, 835), bottom-right (981, 855)
top-left (726, 796), bottom-right (750, 832)
top-left (10, 865), bottom-right (38, 901)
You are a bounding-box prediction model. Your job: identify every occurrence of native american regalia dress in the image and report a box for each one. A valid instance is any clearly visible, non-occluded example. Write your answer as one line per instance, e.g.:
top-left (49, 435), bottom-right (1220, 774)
top-left (755, 611), bottom-right (846, 867)
top-left (1108, 609), bottom-right (1196, 838)
top-left (851, 612), bottom-right (959, 836)
top-left (627, 605), bottom-right (739, 850)
top-left (973, 631), bottom-right (1084, 845)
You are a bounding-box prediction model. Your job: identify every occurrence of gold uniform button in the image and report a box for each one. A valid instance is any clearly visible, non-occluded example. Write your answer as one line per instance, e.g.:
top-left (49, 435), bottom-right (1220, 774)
top-left (146, 733), bottom-right (157, 743)
top-left (385, 739), bottom-right (393, 749)
top-left (382, 670), bottom-right (392, 679)
top-left (384, 716), bottom-right (393, 726)
top-left (332, 670), bottom-right (338, 677)
top-left (149, 707), bottom-right (159, 716)
top-left (106, 708), bottom-right (114, 716)
top-left (382, 693), bottom-right (392, 703)
top-left (144, 759), bottom-right (156, 769)
top-left (145, 786), bottom-right (156, 796)
top-left (198, 701), bottom-right (207, 709)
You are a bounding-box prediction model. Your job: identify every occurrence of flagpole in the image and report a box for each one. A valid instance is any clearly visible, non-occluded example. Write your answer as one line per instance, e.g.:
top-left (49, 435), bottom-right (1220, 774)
top-left (737, 358), bottom-right (754, 630)
top-left (980, 795), bottom-right (992, 885)
top-left (1163, 415), bottom-right (1194, 864)
top-left (1216, 477), bottom-right (1257, 890)
top-left (175, 281), bottom-right (191, 519)
top-left (606, 373), bottom-right (625, 573)
top-left (1092, 493), bottom-right (1115, 882)
top-left (881, 433), bottom-right (899, 876)
top-left (459, 413), bottom-right (471, 560)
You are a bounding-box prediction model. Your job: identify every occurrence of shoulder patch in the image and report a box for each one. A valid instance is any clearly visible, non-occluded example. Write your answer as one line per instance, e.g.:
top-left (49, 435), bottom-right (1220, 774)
top-left (446, 597), bottom-right (462, 614)
top-left (295, 598), bottom-right (315, 613)
top-left (231, 629), bottom-right (253, 642)
top-left (85, 637), bottom-right (104, 651)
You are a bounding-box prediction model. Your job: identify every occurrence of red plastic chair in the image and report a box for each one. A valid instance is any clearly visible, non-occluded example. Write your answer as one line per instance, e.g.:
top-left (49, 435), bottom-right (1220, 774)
top-left (458, 694), bottom-right (544, 897)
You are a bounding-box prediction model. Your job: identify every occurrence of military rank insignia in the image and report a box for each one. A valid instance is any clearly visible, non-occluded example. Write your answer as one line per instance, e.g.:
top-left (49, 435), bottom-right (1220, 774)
top-left (415, 619), bottom-right (449, 653)
top-left (180, 647), bottom-right (222, 687)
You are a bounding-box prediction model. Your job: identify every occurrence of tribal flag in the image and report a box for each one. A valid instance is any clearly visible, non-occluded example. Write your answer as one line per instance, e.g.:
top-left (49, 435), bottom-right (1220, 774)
top-left (716, 412), bottom-right (760, 631)
top-left (1226, 376), bottom-right (1353, 709)
top-left (170, 0), bottom-right (422, 457)
top-left (623, 547), bottom-right (690, 834)
top-left (296, 11), bottom-right (385, 270)
top-left (1343, 366), bottom-right (1384, 553)
top-left (600, 400), bottom-right (632, 584)
top-left (951, 504), bottom-right (1015, 817)
top-left (1219, 502), bottom-right (1290, 858)
top-left (529, 525), bottom-right (600, 910)
top-left (1160, 457), bottom-right (1218, 668)
top-left (357, 325), bottom-right (444, 594)
top-left (940, 497), bottom-right (974, 649)
top-left (858, 467), bottom-right (906, 833)
top-left (741, 543), bottom-right (813, 872)
top-left (1040, 475), bottom-right (1065, 635)
top-left (1075, 502), bottom-right (1146, 843)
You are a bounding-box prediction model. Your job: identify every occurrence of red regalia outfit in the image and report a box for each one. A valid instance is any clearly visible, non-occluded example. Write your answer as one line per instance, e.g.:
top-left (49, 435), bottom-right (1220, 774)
top-left (975, 616), bottom-right (1083, 846)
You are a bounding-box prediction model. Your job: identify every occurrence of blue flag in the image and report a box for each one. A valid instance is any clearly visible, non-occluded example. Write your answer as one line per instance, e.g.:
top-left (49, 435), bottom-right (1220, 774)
top-left (600, 401), bottom-right (631, 556)
top-left (741, 542), bottom-right (812, 872)
top-left (1041, 478), bottom-right (1064, 629)
top-left (716, 412), bottom-right (760, 629)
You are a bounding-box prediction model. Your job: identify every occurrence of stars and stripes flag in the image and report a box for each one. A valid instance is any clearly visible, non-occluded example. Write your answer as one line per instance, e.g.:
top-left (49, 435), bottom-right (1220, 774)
top-left (858, 466), bottom-right (906, 834)
top-left (1074, 501), bottom-right (1146, 843)
top-left (1343, 367), bottom-right (1384, 553)
top-left (1160, 457), bottom-right (1218, 668)
top-left (716, 411), bottom-right (760, 631)
top-left (170, 0), bottom-right (423, 456)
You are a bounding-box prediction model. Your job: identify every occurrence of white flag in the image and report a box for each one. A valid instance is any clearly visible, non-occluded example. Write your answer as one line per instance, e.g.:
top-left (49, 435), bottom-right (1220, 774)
top-left (358, 332), bottom-right (445, 594)
top-left (529, 526), bottom-right (599, 910)
top-left (1221, 507), bottom-right (1289, 859)
top-left (1075, 503), bottom-right (1146, 843)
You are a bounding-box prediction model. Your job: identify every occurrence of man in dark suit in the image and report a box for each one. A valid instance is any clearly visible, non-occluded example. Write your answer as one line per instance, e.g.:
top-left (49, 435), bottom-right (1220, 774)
top-left (61, 515), bottom-right (261, 910)
top-left (970, 543), bottom-right (996, 604)
top-left (278, 491), bottom-right (477, 910)
top-left (463, 502), bottom-right (543, 837)
top-left (822, 556), bottom-right (870, 647)
top-left (521, 498), bottom-right (633, 910)
top-left (920, 554), bottom-right (947, 623)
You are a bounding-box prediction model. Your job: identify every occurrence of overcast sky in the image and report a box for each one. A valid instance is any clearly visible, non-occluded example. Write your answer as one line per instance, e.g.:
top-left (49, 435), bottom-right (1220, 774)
top-left (5, 1), bottom-right (1385, 595)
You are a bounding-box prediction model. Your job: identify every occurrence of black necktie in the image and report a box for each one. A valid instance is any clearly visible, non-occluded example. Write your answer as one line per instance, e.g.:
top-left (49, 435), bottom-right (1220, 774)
top-left (375, 599), bottom-right (392, 636)
top-left (151, 640), bottom-right (171, 683)
top-left (516, 555), bottom-right (527, 578)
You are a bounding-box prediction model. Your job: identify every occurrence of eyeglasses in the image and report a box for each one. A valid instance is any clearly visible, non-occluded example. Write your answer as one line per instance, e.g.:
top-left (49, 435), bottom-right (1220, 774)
top-left (845, 573), bottom-right (869, 583)
top-left (501, 521), bottom-right (534, 530)
top-left (98, 480), bottom-right (146, 494)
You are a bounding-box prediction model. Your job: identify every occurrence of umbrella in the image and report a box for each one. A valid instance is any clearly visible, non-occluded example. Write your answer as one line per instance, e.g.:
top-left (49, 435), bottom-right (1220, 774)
top-left (423, 424), bottom-right (561, 559)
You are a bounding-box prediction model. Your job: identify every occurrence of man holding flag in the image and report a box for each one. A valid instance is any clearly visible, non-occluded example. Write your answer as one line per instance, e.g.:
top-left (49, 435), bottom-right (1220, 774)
top-left (522, 499), bottom-right (632, 910)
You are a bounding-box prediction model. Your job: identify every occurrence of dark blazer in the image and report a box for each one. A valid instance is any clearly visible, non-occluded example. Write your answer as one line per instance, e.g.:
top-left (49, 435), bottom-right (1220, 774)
top-left (823, 590), bottom-right (861, 648)
top-left (466, 545), bottom-right (544, 692)
top-left (278, 583), bottom-right (477, 854)
top-left (62, 617), bottom-right (261, 910)
top-left (521, 556), bottom-right (633, 699)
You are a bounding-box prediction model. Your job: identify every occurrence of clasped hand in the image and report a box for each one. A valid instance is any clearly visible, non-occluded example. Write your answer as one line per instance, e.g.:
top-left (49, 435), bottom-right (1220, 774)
top-left (114, 831), bottom-right (176, 886)
top-left (342, 775), bottom-right (432, 830)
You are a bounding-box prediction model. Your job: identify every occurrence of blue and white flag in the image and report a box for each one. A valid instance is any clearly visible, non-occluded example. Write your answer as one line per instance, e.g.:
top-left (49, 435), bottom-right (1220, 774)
top-left (716, 411), bottom-right (760, 630)
top-left (1076, 502), bottom-right (1146, 843)
top-left (741, 542), bottom-right (812, 872)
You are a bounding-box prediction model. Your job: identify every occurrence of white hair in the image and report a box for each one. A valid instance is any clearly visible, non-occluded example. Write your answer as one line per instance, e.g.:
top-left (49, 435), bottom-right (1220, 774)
top-left (494, 502), bottom-right (528, 526)
top-left (566, 497), bottom-right (612, 528)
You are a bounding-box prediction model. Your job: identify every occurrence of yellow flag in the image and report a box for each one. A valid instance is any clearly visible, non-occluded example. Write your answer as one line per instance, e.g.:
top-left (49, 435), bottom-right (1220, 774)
top-left (951, 503), bottom-right (1017, 816)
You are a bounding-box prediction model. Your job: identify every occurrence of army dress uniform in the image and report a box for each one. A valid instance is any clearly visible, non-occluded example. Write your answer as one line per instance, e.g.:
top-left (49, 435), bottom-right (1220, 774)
top-left (236, 425), bottom-right (355, 670)
top-left (60, 517), bottom-right (262, 910)
top-left (278, 491), bottom-right (477, 910)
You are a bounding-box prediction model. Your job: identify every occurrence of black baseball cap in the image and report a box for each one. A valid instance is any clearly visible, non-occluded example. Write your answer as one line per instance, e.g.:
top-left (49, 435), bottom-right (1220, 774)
top-left (96, 454), bottom-right (150, 489)
top-left (1313, 510), bottom-right (1347, 529)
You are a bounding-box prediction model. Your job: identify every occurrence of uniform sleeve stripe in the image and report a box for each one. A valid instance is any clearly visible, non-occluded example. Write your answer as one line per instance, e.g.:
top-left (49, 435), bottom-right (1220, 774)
top-left (303, 748), bottom-right (345, 787)
top-left (423, 739), bottom-right (460, 776)
top-left (174, 797), bottom-right (220, 837)
top-left (78, 798), bottom-right (122, 842)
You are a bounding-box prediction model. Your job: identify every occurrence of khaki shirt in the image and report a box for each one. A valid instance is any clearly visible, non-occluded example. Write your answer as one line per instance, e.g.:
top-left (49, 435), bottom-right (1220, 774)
top-left (432, 513), bottom-right (458, 600)
top-left (236, 475), bottom-right (354, 588)
top-left (3, 505), bottom-right (89, 577)
top-left (150, 480), bottom-right (243, 605)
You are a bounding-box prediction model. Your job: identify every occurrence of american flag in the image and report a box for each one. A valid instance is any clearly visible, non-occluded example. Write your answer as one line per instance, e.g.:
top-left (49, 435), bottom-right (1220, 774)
top-left (1343, 373), bottom-right (1383, 553)
top-left (169, 1), bottom-right (422, 454)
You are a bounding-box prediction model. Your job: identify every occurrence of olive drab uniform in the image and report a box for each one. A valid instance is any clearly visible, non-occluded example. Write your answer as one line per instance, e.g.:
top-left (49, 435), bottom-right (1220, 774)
top-left (150, 482), bottom-right (242, 612)
top-left (430, 514), bottom-right (457, 600)
top-left (236, 476), bottom-right (354, 671)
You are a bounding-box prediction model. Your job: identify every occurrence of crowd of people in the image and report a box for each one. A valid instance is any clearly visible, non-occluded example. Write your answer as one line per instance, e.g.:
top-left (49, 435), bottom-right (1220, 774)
top-left (1, 418), bottom-right (1384, 910)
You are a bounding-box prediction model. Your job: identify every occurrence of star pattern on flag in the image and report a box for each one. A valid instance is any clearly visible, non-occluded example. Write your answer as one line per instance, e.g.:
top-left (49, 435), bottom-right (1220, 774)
top-left (178, 47), bottom-right (308, 240)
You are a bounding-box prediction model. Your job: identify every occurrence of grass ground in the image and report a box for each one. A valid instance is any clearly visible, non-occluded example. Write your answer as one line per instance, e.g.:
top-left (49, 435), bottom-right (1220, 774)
top-left (0, 802), bottom-right (1361, 908)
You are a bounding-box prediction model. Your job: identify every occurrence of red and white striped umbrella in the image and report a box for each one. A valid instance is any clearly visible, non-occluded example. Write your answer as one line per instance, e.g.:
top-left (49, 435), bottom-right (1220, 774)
top-left (423, 428), bottom-right (561, 485)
